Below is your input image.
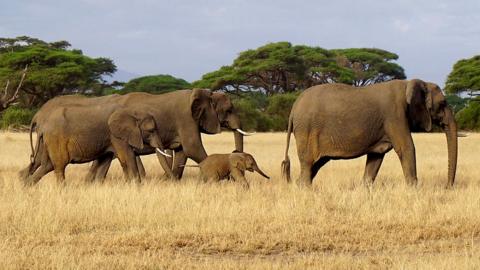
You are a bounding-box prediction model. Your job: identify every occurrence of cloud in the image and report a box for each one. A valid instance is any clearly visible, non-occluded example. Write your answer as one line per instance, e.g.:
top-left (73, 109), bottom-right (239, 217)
top-left (393, 19), bottom-right (411, 33)
top-left (1, 0), bottom-right (479, 86)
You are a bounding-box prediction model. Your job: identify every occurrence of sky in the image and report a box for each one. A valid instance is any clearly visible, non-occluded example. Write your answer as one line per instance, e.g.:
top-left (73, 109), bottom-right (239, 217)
top-left (1, 0), bottom-right (479, 86)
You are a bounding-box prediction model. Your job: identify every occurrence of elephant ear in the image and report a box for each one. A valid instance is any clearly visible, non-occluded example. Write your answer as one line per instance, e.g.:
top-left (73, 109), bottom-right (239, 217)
top-left (139, 114), bottom-right (156, 132)
top-left (211, 92), bottom-right (230, 121)
top-left (230, 154), bottom-right (246, 172)
top-left (109, 110), bottom-right (144, 149)
top-left (190, 88), bottom-right (221, 134)
top-left (406, 79), bottom-right (433, 131)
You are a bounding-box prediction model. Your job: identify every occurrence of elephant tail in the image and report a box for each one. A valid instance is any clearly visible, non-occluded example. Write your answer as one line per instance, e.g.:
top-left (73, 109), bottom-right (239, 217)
top-left (19, 118), bottom-right (40, 180)
top-left (29, 118), bottom-right (38, 164)
top-left (281, 114), bottom-right (293, 183)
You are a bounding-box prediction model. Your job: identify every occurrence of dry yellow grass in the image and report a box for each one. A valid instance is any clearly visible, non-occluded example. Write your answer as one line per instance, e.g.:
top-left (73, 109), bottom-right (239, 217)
top-left (0, 131), bottom-right (479, 269)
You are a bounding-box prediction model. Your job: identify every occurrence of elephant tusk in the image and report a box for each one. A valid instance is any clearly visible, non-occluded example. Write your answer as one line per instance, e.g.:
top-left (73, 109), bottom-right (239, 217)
top-left (457, 132), bottom-right (468, 137)
top-left (156, 148), bottom-right (172, 157)
top-left (236, 128), bottom-right (256, 136)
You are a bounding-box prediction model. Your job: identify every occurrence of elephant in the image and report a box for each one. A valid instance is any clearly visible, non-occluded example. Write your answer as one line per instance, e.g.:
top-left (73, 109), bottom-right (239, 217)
top-left (183, 152), bottom-right (269, 188)
top-left (20, 88), bottom-right (219, 184)
top-left (86, 91), bottom-right (251, 181)
top-left (281, 79), bottom-right (458, 188)
top-left (160, 91), bottom-right (253, 179)
top-left (19, 94), bottom-right (125, 182)
top-left (108, 107), bottom-right (171, 181)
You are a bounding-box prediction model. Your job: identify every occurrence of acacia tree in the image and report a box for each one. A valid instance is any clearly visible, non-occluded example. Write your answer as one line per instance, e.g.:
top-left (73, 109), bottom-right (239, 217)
top-left (122, 74), bottom-right (191, 94)
top-left (193, 42), bottom-right (406, 95)
top-left (332, 48), bottom-right (406, 86)
top-left (445, 55), bottom-right (480, 96)
top-left (0, 36), bottom-right (116, 106)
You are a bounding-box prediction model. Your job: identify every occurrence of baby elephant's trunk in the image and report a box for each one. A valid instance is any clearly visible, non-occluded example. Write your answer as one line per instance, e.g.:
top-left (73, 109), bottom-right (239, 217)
top-left (253, 164), bottom-right (270, 179)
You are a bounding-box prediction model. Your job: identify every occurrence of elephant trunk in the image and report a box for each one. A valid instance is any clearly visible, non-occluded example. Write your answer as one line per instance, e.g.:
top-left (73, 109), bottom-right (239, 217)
top-left (443, 107), bottom-right (458, 188)
top-left (253, 164), bottom-right (270, 179)
top-left (234, 130), bottom-right (244, 152)
top-left (227, 114), bottom-right (244, 152)
top-left (151, 134), bottom-right (175, 178)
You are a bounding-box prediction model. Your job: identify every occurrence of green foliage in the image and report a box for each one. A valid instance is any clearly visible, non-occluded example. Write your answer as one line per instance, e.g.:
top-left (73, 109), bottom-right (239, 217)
top-left (0, 36), bottom-right (116, 106)
top-left (455, 100), bottom-right (480, 130)
top-left (332, 48), bottom-right (406, 86)
top-left (445, 55), bottom-right (480, 94)
top-left (0, 106), bottom-right (36, 129)
top-left (445, 94), bottom-right (469, 113)
top-left (233, 98), bottom-right (272, 131)
top-left (231, 92), bottom-right (300, 131)
top-left (193, 42), bottom-right (405, 95)
top-left (122, 74), bottom-right (191, 94)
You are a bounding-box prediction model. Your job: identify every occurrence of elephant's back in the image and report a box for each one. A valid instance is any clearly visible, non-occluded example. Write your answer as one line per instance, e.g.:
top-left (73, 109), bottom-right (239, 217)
top-left (291, 84), bottom-right (380, 131)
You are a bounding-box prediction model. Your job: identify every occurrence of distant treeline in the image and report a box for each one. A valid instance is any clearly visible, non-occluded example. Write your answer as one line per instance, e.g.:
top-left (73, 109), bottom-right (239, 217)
top-left (1, 36), bottom-right (479, 131)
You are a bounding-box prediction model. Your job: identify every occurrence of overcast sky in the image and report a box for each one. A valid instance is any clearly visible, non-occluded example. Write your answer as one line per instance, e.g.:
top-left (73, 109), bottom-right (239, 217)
top-left (1, 0), bottom-right (479, 86)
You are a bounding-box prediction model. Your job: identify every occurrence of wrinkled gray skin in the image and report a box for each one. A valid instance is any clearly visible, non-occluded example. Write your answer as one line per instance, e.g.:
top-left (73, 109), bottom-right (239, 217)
top-left (19, 89), bottom-right (223, 184)
top-left (108, 108), bottom-right (171, 181)
top-left (282, 79), bottom-right (458, 188)
top-left (161, 91), bottom-right (246, 179)
top-left (19, 94), bottom-right (123, 184)
top-left (90, 91), bottom-right (246, 180)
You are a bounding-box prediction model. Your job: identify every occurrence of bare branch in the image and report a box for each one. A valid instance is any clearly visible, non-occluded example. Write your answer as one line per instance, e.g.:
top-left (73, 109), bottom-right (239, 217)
top-left (1, 65), bottom-right (28, 109)
top-left (3, 80), bottom-right (10, 99)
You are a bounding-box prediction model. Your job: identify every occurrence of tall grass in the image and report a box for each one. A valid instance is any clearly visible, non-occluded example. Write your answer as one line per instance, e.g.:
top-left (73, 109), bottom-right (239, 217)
top-left (0, 132), bottom-right (479, 269)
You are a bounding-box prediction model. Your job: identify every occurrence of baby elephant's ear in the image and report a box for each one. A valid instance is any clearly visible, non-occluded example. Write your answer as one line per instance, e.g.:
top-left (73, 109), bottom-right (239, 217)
top-left (108, 110), bottom-right (144, 149)
top-left (230, 155), bottom-right (246, 171)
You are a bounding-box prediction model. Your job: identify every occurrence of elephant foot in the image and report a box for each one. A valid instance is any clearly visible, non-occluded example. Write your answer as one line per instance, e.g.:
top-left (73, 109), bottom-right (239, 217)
top-left (295, 178), bottom-right (313, 188)
top-left (362, 177), bottom-right (375, 188)
top-left (405, 177), bottom-right (418, 187)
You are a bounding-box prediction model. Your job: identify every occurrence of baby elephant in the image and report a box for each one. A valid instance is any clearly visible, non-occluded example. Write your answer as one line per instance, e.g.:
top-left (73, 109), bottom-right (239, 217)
top-left (186, 152), bottom-right (269, 188)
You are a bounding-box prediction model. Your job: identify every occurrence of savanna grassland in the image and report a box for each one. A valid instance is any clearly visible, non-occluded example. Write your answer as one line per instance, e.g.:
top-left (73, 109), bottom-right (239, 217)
top-left (0, 131), bottom-right (479, 269)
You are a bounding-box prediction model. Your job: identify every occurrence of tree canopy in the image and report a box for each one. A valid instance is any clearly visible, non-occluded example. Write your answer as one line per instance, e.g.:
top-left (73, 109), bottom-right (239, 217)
top-left (122, 74), bottom-right (191, 94)
top-left (193, 42), bottom-right (405, 95)
top-left (445, 55), bottom-right (480, 95)
top-left (331, 48), bottom-right (405, 86)
top-left (0, 36), bottom-right (116, 106)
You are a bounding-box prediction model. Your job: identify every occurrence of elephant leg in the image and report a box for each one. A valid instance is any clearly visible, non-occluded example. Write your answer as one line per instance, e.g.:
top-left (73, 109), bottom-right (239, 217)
top-left (297, 160), bottom-right (314, 187)
top-left (387, 127), bottom-right (417, 186)
top-left (136, 156), bottom-right (146, 178)
top-left (310, 157), bottom-right (330, 181)
top-left (157, 151), bottom-right (175, 179)
top-left (119, 152), bottom-right (140, 182)
top-left (162, 150), bottom-right (173, 168)
top-left (111, 137), bottom-right (140, 182)
top-left (85, 160), bottom-right (100, 183)
top-left (172, 150), bottom-right (187, 179)
top-left (363, 153), bottom-right (385, 185)
top-left (26, 155), bottom-right (53, 186)
top-left (94, 153), bottom-right (113, 181)
top-left (19, 139), bottom-right (45, 181)
top-left (54, 166), bottom-right (67, 185)
top-left (230, 168), bottom-right (249, 189)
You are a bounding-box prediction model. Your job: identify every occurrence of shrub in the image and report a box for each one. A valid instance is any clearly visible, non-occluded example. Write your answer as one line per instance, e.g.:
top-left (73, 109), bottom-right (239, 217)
top-left (233, 98), bottom-right (272, 131)
top-left (232, 92), bottom-right (300, 132)
top-left (455, 100), bottom-right (480, 130)
top-left (122, 75), bottom-right (191, 94)
top-left (1, 106), bottom-right (36, 129)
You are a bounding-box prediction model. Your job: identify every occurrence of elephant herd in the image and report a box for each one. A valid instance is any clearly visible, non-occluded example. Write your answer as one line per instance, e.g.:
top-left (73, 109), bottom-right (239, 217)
top-left (19, 79), bottom-right (458, 188)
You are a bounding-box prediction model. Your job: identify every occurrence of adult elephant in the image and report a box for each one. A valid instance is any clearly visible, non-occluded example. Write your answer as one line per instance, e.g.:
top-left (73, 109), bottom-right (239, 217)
top-left (19, 94), bottom-right (124, 182)
top-left (281, 79), bottom-right (458, 188)
top-left (104, 90), bottom-right (250, 180)
top-left (84, 91), bottom-right (249, 180)
top-left (20, 89), bottom-right (220, 184)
